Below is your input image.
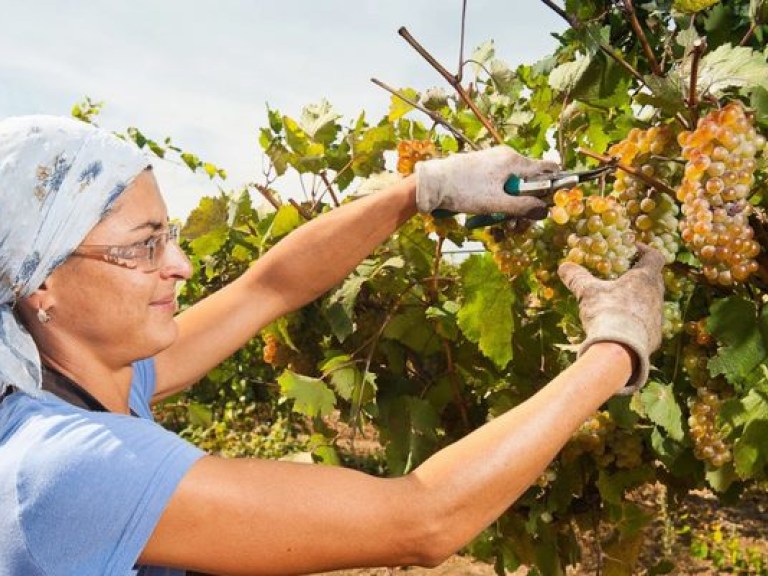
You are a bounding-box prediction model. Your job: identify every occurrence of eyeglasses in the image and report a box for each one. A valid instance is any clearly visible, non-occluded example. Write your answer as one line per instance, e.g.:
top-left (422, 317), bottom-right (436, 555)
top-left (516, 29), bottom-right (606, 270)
top-left (72, 223), bottom-right (181, 272)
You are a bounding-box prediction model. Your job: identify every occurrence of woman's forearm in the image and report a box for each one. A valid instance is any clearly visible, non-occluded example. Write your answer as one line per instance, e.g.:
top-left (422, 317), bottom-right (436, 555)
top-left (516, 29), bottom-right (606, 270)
top-left (249, 176), bottom-right (417, 312)
top-left (407, 342), bottom-right (634, 561)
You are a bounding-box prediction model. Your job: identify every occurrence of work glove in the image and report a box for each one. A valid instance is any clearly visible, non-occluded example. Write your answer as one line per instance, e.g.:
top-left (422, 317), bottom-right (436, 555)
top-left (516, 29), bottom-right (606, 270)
top-left (557, 244), bottom-right (665, 394)
top-left (415, 146), bottom-right (560, 220)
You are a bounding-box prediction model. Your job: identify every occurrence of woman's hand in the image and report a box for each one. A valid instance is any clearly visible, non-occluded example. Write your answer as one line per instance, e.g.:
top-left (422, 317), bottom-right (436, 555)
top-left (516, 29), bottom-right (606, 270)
top-left (415, 146), bottom-right (560, 218)
top-left (558, 244), bottom-right (666, 393)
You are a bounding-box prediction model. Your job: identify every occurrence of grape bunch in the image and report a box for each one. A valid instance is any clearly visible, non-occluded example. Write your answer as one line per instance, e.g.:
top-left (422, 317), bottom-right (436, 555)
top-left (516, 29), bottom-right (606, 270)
top-left (610, 126), bottom-right (682, 264)
top-left (396, 139), bottom-right (437, 176)
top-left (551, 187), bottom-right (637, 279)
top-left (688, 387), bottom-right (733, 468)
top-left (663, 301), bottom-right (684, 339)
top-left (562, 411), bottom-right (643, 469)
top-left (262, 333), bottom-right (293, 368)
top-left (477, 221), bottom-right (547, 279)
top-left (676, 103), bottom-right (765, 285)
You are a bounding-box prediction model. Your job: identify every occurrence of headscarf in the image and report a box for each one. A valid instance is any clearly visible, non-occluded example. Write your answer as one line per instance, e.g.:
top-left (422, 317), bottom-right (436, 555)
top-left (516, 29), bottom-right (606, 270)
top-left (0, 115), bottom-right (149, 398)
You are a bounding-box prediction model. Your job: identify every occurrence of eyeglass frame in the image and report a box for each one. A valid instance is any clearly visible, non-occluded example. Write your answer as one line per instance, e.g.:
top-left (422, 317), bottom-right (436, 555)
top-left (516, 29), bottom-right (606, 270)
top-left (71, 223), bottom-right (182, 272)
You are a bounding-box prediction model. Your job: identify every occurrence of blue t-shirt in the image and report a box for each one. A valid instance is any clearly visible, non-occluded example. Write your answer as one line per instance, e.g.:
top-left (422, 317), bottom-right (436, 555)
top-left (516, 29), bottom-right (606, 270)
top-left (0, 358), bottom-right (205, 576)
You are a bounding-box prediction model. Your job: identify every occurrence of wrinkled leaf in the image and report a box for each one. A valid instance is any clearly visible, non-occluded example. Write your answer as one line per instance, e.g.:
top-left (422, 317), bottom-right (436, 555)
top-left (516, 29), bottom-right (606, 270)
top-left (457, 254), bottom-right (514, 368)
top-left (278, 370), bottom-right (336, 419)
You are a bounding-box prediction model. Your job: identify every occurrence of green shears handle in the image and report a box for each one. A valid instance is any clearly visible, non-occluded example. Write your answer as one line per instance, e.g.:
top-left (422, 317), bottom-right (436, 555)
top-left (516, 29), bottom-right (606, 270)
top-left (438, 175), bottom-right (527, 229)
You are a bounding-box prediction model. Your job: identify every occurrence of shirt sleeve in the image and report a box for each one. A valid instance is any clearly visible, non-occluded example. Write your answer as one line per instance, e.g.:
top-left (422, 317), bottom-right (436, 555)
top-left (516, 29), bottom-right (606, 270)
top-left (16, 401), bottom-right (204, 576)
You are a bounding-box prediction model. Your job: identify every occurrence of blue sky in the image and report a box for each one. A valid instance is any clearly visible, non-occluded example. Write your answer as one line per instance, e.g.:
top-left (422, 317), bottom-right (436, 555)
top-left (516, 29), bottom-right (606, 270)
top-left (0, 1), bottom-right (566, 219)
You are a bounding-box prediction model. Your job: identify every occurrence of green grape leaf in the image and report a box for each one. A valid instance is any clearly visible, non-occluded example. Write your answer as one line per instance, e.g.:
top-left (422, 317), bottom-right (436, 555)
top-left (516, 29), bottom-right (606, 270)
top-left (750, 86), bottom-right (768, 124)
top-left (187, 402), bottom-right (213, 428)
top-left (457, 254), bottom-right (514, 368)
top-left (321, 354), bottom-right (377, 406)
top-left (388, 87), bottom-right (419, 122)
top-left (182, 196), bottom-right (229, 239)
top-left (278, 370), bottom-right (336, 419)
top-left (471, 40), bottom-right (496, 75)
top-left (707, 297), bottom-right (768, 386)
top-left (379, 395), bottom-right (440, 474)
top-left (270, 205), bottom-right (302, 238)
top-left (308, 433), bottom-right (342, 466)
top-left (267, 105), bottom-right (283, 133)
top-left (597, 468), bottom-right (654, 505)
top-left (733, 419), bottom-right (768, 478)
top-left (705, 462), bottom-right (737, 492)
top-left (695, 44), bottom-right (768, 96)
top-left (299, 99), bottom-right (341, 145)
top-left (635, 75), bottom-right (687, 116)
top-left (384, 307), bottom-right (441, 355)
top-left (639, 381), bottom-right (685, 441)
top-left (549, 55), bottom-right (593, 93)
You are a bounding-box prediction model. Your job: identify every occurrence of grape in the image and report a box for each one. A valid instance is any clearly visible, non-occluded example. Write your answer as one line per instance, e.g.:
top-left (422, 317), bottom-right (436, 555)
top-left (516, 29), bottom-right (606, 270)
top-left (676, 103), bottom-right (764, 285)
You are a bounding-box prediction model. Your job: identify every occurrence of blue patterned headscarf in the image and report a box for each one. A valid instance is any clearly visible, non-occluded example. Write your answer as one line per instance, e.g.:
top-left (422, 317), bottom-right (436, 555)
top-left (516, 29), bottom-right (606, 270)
top-left (0, 115), bottom-right (149, 398)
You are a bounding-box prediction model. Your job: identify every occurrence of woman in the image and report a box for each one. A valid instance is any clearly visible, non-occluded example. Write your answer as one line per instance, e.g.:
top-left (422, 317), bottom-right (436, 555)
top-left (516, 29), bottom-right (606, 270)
top-left (0, 115), bottom-right (664, 576)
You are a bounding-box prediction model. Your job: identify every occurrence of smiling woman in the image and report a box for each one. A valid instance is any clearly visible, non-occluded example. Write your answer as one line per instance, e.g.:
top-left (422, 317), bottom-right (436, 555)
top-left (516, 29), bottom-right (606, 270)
top-left (0, 115), bottom-right (663, 576)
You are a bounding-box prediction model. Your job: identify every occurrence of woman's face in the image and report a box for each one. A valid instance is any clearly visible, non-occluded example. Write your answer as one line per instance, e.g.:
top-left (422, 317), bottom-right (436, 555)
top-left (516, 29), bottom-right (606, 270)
top-left (43, 169), bottom-right (192, 366)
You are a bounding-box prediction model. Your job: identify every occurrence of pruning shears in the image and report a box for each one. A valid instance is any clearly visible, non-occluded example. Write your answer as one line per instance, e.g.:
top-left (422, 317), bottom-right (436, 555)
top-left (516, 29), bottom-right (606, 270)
top-left (436, 164), bottom-right (616, 229)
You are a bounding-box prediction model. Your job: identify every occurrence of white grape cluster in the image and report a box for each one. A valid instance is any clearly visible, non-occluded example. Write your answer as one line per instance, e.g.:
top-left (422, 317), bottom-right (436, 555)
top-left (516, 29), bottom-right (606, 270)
top-left (611, 126), bottom-right (682, 264)
top-left (552, 188), bottom-right (637, 279)
top-left (676, 103), bottom-right (765, 285)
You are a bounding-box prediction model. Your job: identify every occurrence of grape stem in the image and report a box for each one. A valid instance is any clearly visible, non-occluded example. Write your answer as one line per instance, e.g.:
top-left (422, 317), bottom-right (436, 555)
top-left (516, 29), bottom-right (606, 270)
top-left (622, 0), bottom-right (663, 76)
top-left (370, 78), bottom-right (479, 150)
top-left (397, 26), bottom-right (505, 144)
top-left (740, 23), bottom-right (757, 46)
top-left (687, 38), bottom-right (707, 127)
top-left (578, 147), bottom-right (678, 197)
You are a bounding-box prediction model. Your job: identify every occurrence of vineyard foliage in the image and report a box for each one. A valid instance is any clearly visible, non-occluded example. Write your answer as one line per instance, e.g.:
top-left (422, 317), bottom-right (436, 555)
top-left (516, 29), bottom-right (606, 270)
top-left (159, 1), bottom-right (768, 573)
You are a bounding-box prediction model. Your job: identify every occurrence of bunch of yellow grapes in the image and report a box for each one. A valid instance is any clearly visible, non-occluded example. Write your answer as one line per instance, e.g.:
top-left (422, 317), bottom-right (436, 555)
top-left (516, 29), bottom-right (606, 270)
top-left (676, 103), bottom-right (765, 285)
top-left (396, 139), bottom-right (437, 176)
top-left (610, 126), bottom-right (682, 264)
top-left (551, 187), bottom-right (637, 279)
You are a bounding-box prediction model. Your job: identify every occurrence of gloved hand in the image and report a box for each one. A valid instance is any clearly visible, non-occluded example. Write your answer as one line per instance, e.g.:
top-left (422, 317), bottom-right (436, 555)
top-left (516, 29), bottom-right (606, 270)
top-left (557, 244), bottom-right (665, 394)
top-left (415, 146), bottom-right (560, 219)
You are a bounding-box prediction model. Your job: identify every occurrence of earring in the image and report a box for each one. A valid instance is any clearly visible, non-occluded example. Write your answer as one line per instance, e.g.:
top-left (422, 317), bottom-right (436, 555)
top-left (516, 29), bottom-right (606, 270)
top-left (37, 306), bottom-right (51, 324)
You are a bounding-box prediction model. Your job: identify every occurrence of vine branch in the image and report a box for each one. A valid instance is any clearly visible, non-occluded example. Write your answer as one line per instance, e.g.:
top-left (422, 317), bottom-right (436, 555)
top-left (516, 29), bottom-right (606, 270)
top-left (622, 0), bottom-right (663, 76)
top-left (457, 0), bottom-right (468, 83)
top-left (687, 37), bottom-right (706, 127)
top-left (578, 147), bottom-right (678, 197)
top-left (370, 78), bottom-right (479, 149)
top-left (250, 182), bottom-right (282, 211)
top-left (397, 26), bottom-right (505, 144)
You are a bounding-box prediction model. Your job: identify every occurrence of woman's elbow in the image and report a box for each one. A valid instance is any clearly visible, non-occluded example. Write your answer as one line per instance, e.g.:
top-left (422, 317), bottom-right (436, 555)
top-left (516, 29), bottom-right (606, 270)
top-left (391, 475), bottom-right (467, 568)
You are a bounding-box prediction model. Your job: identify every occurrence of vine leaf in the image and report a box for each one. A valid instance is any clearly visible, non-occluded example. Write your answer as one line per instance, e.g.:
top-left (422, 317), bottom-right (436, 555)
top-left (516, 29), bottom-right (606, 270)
top-left (379, 395), bottom-right (440, 475)
top-left (549, 54), bottom-right (592, 93)
top-left (321, 354), bottom-right (377, 405)
top-left (299, 99), bottom-right (341, 145)
top-left (388, 87), bottom-right (419, 122)
top-left (694, 44), bottom-right (768, 95)
top-left (638, 381), bottom-right (685, 442)
top-left (457, 254), bottom-right (514, 368)
top-left (707, 296), bottom-right (768, 387)
top-left (733, 419), bottom-right (768, 478)
top-left (278, 370), bottom-right (336, 419)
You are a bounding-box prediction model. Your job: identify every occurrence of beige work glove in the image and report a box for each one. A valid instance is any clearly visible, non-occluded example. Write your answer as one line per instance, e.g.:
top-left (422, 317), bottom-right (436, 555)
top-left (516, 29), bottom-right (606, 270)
top-left (557, 245), bottom-right (665, 394)
top-left (415, 146), bottom-right (560, 219)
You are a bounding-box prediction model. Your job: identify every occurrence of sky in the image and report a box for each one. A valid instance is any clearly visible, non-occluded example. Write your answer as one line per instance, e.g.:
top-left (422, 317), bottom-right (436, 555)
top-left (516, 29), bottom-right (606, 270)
top-left (0, 1), bottom-right (567, 220)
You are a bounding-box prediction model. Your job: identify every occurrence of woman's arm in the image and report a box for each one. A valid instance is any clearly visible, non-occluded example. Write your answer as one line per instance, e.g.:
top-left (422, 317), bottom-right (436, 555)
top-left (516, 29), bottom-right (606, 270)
top-left (153, 177), bottom-right (418, 398)
top-left (140, 343), bottom-right (633, 576)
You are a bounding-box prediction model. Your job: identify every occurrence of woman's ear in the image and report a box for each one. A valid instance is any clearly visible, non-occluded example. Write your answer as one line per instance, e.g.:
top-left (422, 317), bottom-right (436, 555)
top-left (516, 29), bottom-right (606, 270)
top-left (18, 281), bottom-right (53, 326)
